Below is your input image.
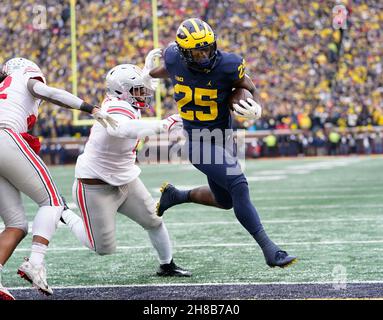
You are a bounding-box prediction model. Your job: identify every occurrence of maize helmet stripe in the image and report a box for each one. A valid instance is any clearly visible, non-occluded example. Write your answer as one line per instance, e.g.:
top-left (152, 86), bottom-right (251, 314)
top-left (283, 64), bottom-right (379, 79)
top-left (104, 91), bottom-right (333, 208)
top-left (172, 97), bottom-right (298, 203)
top-left (176, 18), bottom-right (215, 49)
top-left (189, 18), bottom-right (202, 34)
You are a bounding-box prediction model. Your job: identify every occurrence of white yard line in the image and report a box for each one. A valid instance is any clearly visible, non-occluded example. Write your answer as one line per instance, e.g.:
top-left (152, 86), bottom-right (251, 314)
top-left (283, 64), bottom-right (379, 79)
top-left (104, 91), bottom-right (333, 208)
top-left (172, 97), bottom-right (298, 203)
top-left (8, 279), bottom-right (383, 291)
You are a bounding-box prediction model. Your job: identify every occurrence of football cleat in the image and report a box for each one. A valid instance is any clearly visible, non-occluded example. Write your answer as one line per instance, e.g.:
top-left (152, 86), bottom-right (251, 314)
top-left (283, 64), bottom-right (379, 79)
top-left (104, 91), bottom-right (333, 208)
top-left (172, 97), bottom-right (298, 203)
top-left (17, 258), bottom-right (53, 296)
top-left (266, 250), bottom-right (297, 268)
top-left (0, 284), bottom-right (15, 300)
top-left (156, 182), bottom-right (182, 217)
top-left (156, 260), bottom-right (192, 277)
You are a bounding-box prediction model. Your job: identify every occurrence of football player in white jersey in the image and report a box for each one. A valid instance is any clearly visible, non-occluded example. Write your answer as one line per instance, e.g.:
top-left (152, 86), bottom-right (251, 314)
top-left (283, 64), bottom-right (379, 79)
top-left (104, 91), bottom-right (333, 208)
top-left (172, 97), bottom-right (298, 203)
top-left (60, 64), bottom-right (191, 278)
top-left (0, 57), bottom-right (117, 300)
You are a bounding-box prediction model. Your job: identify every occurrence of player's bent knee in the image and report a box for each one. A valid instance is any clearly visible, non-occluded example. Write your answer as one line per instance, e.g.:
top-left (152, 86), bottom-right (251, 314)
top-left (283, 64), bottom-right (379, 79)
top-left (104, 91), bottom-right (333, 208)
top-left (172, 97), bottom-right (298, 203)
top-left (6, 221), bottom-right (29, 235)
top-left (219, 202), bottom-right (233, 210)
top-left (4, 216), bottom-right (29, 235)
top-left (20, 221), bottom-right (29, 235)
top-left (141, 215), bottom-right (163, 230)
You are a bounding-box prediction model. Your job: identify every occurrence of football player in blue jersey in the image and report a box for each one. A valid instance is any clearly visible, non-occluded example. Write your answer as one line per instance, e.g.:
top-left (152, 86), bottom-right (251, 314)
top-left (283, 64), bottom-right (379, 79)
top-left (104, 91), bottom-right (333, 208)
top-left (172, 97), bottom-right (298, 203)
top-left (142, 18), bottom-right (297, 268)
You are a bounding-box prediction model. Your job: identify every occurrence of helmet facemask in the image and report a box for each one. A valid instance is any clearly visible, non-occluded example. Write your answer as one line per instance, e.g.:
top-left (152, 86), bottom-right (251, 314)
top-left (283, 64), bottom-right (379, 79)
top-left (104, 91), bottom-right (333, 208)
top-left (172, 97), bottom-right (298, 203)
top-left (128, 85), bottom-right (153, 109)
top-left (178, 42), bottom-right (217, 72)
top-left (106, 64), bottom-right (153, 109)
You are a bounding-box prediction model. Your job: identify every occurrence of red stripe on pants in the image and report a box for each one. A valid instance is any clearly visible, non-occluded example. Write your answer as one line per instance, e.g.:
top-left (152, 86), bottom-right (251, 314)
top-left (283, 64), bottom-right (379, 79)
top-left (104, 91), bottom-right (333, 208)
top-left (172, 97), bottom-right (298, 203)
top-left (77, 180), bottom-right (95, 248)
top-left (6, 129), bottom-right (61, 206)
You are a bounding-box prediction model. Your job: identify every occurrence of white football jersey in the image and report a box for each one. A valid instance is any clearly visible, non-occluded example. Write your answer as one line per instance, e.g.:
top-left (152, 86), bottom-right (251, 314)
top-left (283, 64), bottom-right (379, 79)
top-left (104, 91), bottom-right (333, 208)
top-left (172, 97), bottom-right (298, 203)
top-left (0, 67), bottom-right (46, 132)
top-left (75, 97), bottom-right (142, 186)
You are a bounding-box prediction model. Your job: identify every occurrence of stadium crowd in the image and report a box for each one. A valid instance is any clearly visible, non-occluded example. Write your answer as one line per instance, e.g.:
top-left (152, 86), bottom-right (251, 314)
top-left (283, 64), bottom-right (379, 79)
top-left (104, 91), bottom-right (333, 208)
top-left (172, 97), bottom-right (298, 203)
top-left (1, 0), bottom-right (382, 157)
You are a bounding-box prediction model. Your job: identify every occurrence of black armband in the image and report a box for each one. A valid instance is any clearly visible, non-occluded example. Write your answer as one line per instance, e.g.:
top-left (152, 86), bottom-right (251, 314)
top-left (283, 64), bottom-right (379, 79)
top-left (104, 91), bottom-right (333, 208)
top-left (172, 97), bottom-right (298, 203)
top-left (0, 71), bottom-right (7, 83)
top-left (80, 102), bottom-right (95, 113)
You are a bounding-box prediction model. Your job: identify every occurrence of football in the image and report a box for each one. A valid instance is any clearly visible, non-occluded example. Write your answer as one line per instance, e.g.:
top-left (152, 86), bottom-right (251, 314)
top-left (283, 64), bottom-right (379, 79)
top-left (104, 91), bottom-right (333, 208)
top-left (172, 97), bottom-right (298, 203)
top-left (228, 88), bottom-right (253, 110)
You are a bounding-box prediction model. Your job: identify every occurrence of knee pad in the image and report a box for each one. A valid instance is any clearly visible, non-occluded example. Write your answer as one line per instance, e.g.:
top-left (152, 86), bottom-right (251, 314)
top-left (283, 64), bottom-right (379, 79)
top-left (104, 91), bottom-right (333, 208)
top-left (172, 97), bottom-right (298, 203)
top-left (32, 205), bottom-right (64, 241)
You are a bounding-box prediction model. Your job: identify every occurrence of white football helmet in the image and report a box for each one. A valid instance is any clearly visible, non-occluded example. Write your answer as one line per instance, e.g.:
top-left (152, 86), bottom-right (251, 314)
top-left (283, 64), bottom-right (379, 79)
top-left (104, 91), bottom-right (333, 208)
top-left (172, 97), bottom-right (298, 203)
top-left (106, 64), bottom-right (153, 109)
top-left (2, 57), bottom-right (41, 75)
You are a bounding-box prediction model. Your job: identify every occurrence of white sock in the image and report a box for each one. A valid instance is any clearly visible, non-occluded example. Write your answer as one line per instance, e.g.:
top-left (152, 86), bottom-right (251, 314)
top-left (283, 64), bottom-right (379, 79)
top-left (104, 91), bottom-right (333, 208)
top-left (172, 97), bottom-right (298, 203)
top-left (29, 242), bottom-right (47, 266)
top-left (0, 264), bottom-right (3, 284)
top-left (61, 209), bottom-right (92, 249)
top-left (147, 222), bottom-right (172, 265)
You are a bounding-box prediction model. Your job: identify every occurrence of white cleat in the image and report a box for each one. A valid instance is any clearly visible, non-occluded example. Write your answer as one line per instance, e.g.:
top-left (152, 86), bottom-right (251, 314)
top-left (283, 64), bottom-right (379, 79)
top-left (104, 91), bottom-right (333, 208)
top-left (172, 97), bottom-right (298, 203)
top-left (0, 284), bottom-right (15, 300)
top-left (17, 258), bottom-right (53, 296)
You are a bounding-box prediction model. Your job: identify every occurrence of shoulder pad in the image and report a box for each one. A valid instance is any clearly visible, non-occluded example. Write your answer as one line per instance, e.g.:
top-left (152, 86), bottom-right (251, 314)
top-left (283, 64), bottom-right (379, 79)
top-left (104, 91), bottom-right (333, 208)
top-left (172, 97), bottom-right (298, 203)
top-left (102, 98), bottom-right (138, 118)
top-left (163, 42), bottom-right (180, 66)
top-left (219, 52), bottom-right (244, 74)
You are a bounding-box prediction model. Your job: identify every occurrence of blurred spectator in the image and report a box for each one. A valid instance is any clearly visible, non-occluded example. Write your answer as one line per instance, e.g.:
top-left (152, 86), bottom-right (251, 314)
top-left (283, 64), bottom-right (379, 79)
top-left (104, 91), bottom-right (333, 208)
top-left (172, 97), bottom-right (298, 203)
top-left (0, 0), bottom-right (382, 158)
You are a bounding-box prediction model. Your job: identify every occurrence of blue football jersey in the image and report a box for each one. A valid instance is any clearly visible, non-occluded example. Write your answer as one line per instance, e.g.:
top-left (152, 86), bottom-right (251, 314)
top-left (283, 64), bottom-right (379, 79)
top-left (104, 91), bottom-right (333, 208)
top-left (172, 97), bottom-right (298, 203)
top-left (164, 43), bottom-right (245, 135)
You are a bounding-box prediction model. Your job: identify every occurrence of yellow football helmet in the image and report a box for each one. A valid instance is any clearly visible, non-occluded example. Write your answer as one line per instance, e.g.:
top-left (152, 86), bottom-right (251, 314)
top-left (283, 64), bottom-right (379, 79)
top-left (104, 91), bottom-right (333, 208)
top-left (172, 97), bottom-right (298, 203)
top-left (175, 18), bottom-right (217, 72)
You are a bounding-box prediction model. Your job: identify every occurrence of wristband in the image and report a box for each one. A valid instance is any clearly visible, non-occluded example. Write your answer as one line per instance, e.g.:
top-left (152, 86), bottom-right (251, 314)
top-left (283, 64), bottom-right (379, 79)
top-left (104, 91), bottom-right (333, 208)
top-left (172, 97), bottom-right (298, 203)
top-left (80, 102), bottom-right (95, 113)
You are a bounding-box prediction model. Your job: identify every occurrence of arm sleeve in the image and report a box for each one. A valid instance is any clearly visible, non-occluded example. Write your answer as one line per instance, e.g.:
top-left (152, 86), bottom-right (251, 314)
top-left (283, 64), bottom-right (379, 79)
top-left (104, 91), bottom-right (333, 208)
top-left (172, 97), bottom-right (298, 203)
top-left (106, 115), bottom-right (164, 139)
top-left (27, 79), bottom-right (84, 109)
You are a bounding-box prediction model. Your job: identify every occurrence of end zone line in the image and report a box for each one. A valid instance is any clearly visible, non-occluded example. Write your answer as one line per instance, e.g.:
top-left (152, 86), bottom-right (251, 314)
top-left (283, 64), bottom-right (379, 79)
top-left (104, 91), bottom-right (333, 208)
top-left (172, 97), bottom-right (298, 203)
top-left (8, 280), bottom-right (383, 291)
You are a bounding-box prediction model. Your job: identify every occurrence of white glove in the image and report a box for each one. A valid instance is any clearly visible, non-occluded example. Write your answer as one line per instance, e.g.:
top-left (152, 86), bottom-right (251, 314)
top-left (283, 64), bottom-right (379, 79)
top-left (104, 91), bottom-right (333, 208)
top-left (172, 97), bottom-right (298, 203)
top-left (142, 48), bottom-right (162, 90)
top-left (92, 109), bottom-right (119, 129)
top-left (144, 48), bottom-right (162, 70)
top-left (233, 98), bottom-right (262, 120)
top-left (159, 114), bottom-right (183, 133)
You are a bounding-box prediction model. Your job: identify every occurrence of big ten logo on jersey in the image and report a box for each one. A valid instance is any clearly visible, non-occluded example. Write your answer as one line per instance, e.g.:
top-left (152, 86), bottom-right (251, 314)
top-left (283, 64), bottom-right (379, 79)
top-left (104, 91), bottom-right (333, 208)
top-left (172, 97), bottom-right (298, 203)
top-left (0, 76), bottom-right (12, 100)
top-left (332, 4), bottom-right (348, 30)
top-left (174, 84), bottom-right (218, 121)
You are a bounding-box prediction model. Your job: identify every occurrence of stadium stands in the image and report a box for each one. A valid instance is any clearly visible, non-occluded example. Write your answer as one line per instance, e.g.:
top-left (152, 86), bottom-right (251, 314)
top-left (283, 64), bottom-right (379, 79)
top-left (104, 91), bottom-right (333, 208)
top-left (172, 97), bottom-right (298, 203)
top-left (1, 0), bottom-right (382, 157)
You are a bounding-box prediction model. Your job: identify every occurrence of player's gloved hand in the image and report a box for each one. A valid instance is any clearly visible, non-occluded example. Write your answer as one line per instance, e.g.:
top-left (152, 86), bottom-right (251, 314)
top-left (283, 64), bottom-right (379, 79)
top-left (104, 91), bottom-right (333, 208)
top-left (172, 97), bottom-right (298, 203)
top-left (145, 48), bottom-right (162, 70)
top-left (233, 98), bottom-right (262, 120)
top-left (91, 107), bottom-right (119, 129)
top-left (149, 78), bottom-right (160, 90)
top-left (142, 48), bottom-right (162, 90)
top-left (160, 114), bottom-right (183, 133)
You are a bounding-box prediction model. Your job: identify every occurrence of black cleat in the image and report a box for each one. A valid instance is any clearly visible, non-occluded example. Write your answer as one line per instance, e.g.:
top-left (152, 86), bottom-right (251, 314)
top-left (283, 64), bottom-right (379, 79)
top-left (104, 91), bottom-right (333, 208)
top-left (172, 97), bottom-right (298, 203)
top-left (156, 183), bottom-right (177, 217)
top-left (266, 250), bottom-right (297, 268)
top-left (156, 260), bottom-right (192, 277)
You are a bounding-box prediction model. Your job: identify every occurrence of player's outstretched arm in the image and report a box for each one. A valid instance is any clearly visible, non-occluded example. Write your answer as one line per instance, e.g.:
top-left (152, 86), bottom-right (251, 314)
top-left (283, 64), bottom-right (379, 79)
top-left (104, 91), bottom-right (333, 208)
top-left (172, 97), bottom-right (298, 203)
top-left (107, 114), bottom-right (182, 139)
top-left (27, 78), bottom-right (118, 129)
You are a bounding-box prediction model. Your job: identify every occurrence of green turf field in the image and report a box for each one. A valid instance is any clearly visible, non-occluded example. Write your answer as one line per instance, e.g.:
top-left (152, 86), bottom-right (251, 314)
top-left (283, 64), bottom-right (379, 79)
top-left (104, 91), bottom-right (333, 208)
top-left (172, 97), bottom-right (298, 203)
top-left (2, 156), bottom-right (383, 290)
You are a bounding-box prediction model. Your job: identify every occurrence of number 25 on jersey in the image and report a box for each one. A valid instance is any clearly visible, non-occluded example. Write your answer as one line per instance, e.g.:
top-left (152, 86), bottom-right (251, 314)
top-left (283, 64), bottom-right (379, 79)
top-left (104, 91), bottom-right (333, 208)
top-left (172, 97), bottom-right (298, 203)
top-left (174, 84), bottom-right (218, 121)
